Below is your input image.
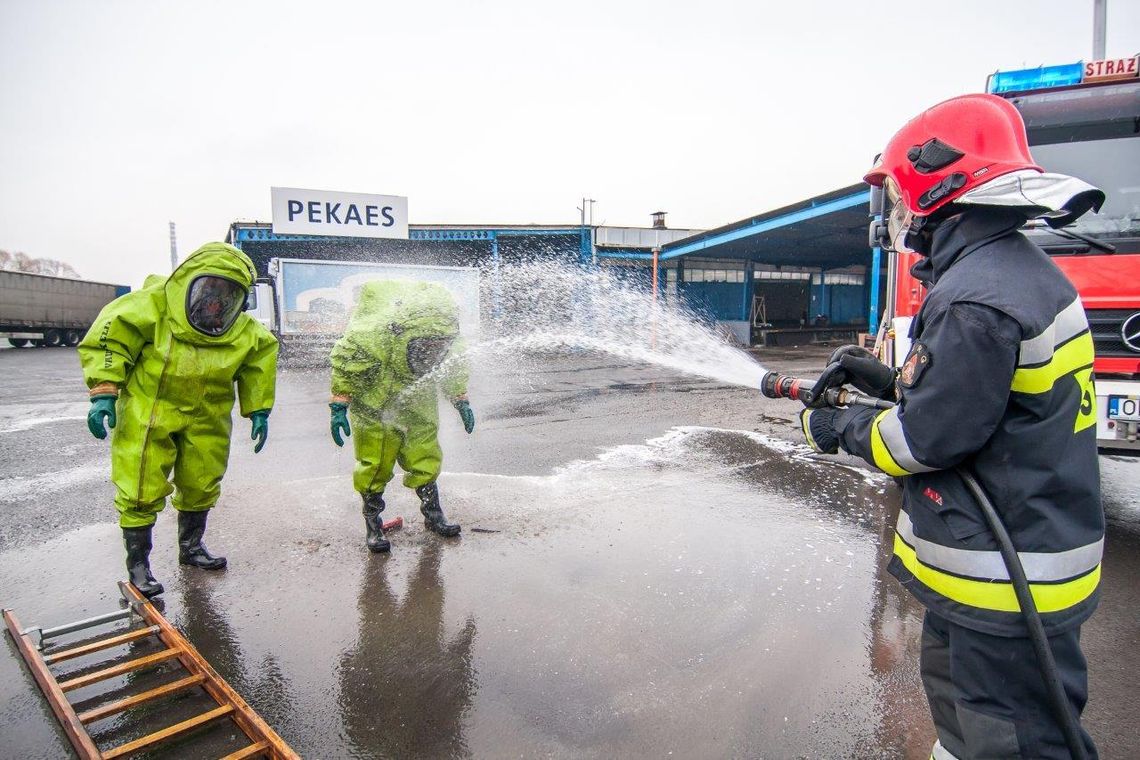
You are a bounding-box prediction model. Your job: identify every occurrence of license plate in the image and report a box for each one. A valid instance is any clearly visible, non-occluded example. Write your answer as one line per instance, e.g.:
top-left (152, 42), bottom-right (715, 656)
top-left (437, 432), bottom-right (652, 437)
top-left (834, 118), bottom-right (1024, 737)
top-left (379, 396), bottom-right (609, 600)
top-left (1108, 395), bottom-right (1140, 422)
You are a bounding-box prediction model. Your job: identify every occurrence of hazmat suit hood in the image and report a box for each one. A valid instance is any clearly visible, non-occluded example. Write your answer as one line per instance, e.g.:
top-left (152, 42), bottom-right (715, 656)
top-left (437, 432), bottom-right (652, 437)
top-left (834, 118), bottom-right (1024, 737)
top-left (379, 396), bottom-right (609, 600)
top-left (331, 280), bottom-right (467, 411)
top-left (345, 281), bottom-right (462, 381)
top-left (352, 280), bottom-right (461, 336)
top-left (164, 243), bottom-right (256, 345)
top-left (347, 280), bottom-right (461, 347)
top-left (142, 274), bottom-right (168, 290)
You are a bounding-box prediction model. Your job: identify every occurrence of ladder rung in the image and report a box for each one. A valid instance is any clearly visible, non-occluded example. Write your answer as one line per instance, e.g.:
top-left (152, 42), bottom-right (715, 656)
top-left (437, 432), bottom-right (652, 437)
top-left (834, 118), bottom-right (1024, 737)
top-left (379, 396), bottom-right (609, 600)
top-left (220, 740), bottom-right (271, 759)
top-left (39, 607), bottom-right (133, 641)
top-left (44, 625), bottom-right (161, 665)
top-left (101, 704), bottom-right (235, 759)
top-left (117, 582), bottom-right (301, 759)
top-left (77, 673), bottom-right (206, 724)
top-left (58, 647), bottom-right (182, 692)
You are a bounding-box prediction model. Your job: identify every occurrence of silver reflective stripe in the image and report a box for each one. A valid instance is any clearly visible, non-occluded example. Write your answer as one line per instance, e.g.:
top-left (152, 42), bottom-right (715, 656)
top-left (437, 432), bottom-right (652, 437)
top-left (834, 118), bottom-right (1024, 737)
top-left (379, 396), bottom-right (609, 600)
top-left (877, 407), bottom-right (937, 474)
top-left (1018, 297), bottom-right (1087, 367)
top-left (931, 740), bottom-right (960, 760)
top-left (897, 511), bottom-right (1102, 582)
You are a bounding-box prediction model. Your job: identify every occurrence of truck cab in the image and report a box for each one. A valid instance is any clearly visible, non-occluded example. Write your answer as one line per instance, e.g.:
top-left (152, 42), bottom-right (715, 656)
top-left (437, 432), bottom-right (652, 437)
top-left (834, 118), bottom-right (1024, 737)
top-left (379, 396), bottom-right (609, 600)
top-left (881, 63), bottom-right (1140, 454)
top-left (1014, 75), bottom-right (1140, 453)
top-left (245, 279), bottom-right (276, 334)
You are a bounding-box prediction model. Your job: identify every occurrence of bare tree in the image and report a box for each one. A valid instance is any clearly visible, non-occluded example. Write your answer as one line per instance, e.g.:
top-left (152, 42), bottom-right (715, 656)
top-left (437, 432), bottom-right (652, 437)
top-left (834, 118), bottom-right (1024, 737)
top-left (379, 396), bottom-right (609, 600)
top-left (0, 249), bottom-right (82, 278)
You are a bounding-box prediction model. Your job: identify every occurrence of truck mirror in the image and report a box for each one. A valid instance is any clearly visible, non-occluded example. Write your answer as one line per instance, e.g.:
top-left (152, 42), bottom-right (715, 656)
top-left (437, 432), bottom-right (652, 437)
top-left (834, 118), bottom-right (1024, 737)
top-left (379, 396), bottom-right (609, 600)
top-left (869, 219), bottom-right (891, 251)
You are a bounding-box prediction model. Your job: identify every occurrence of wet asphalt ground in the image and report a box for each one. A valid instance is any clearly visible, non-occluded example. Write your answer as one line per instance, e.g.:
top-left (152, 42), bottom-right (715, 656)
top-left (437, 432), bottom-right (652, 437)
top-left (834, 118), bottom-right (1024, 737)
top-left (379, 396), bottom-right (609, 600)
top-left (1, 345), bottom-right (1137, 759)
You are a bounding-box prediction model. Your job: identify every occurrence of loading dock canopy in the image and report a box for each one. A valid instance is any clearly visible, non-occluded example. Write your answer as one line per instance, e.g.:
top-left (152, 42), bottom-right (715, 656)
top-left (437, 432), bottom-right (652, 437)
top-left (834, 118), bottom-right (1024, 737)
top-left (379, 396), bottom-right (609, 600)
top-left (661, 184), bottom-right (871, 268)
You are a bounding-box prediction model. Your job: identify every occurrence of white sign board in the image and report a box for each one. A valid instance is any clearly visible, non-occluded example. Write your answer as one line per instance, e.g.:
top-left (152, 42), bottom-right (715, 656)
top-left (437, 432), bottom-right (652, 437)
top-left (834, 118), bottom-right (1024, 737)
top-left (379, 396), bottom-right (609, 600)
top-left (270, 187), bottom-right (409, 239)
top-left (274, 259), bottom-right (481, 338)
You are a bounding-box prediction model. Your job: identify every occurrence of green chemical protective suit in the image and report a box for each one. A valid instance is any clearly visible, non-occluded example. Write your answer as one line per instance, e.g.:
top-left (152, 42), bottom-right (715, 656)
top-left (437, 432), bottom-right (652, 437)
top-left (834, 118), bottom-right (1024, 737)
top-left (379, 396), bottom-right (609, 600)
top-left (330, 280), bottom-right (471, 550)
top-left (79, 242), bottom-right (278, 596)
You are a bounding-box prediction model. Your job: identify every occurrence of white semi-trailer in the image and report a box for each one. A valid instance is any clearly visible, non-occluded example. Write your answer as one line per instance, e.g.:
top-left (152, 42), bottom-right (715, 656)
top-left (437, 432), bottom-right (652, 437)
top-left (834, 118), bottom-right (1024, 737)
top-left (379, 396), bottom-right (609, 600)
top-left (0, 271), bottom-right (129, 348)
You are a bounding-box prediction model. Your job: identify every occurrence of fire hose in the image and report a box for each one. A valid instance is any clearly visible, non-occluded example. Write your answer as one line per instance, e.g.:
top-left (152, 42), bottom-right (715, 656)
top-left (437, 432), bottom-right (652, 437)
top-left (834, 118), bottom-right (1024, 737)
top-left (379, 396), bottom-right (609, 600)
top-left (760, 370), bottom-right (1089, 760)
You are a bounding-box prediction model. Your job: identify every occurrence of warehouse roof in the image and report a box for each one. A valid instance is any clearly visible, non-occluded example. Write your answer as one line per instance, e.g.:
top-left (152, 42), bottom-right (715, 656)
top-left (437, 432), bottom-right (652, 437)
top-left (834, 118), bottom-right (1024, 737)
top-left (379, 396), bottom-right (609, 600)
top-left (660, 184), bottom-right (872, 268)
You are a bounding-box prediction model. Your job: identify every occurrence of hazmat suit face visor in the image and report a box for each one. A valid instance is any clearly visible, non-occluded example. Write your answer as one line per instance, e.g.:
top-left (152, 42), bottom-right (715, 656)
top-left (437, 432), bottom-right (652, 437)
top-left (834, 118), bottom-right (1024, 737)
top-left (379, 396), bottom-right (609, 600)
top-left (406, 336), bottom-right (454, 378)
top-left (186, 275), bottom-right (247, 336)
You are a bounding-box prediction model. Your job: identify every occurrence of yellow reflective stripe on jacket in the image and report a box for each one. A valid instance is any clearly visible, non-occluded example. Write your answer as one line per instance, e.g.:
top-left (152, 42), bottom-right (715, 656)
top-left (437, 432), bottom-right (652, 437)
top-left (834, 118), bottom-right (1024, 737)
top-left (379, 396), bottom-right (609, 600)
top-left (874, 406), bottom-right (937, 475)
top-left (1074, 368), bottom-right (1097, 433)
top-left (870, 409), bottom-right (910, 477)
top-left (893, 532), bottom-right (1100, 613)
top-left (1011, 331), bottom-right (1094, 395)
top-left (800, 410), bottom-right (820, 452)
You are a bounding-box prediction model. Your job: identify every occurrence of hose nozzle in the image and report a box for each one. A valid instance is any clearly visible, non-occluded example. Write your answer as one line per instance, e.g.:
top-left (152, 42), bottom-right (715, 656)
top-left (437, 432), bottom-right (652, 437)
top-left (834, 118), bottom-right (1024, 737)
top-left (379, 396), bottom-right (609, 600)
top-left (761, 370), bottom-right (895, 410)
top-left (760, 372), bottom-right (817, 405)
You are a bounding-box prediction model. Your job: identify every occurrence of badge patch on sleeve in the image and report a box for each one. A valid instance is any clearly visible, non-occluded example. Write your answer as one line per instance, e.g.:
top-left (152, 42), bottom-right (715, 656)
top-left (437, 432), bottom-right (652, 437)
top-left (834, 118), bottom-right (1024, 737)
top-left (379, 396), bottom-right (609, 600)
top-left (899, 342), bottom-right (931, 388)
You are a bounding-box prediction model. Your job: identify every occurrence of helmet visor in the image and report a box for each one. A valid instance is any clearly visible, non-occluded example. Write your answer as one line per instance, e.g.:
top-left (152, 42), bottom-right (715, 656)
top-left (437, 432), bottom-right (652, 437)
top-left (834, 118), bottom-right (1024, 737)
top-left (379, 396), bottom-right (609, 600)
top-left (883, 178), bottom-right (916, 253)
top-left (883, 176), bottom-right (901, 208)
top-left (186, 275), bottom-right (247, 336)
top-left (406, 336), bottom-right (454, 378)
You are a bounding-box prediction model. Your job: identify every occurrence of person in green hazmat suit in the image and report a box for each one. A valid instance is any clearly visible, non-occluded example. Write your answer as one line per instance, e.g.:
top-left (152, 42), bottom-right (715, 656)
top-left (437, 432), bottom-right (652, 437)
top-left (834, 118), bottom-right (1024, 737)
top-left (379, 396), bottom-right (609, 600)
top-left (79, 242), bottom-right (278, 597)
top-left (328, 280), bottom-right (475, 552)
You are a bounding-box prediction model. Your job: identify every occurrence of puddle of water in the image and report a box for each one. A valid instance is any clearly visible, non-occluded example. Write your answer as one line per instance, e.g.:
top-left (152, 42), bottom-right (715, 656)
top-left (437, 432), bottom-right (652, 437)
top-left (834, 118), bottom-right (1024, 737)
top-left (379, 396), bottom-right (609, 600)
top-left (0, 464), bottom-right (105, 502)
top-left (0, 427), bottom-right (925, 758)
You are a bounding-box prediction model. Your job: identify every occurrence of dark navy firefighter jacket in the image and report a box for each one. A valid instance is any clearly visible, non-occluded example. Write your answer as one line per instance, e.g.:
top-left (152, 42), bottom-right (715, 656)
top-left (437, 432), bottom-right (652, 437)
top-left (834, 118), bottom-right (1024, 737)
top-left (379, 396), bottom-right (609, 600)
top-left (836, 208), bottom-right (1104, 637)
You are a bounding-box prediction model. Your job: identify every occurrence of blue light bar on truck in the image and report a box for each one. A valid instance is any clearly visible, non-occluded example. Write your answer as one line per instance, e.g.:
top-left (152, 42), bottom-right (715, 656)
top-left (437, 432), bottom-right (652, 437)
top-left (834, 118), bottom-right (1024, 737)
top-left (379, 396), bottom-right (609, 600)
top-left (987, 62), bottom-right (1084, 94)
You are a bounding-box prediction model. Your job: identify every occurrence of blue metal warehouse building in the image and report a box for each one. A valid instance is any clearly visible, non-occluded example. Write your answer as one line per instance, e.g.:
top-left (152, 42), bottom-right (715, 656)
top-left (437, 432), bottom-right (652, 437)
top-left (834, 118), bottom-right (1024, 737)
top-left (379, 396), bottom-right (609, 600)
top-left (228, 184), bottom-right (880, 346)
top-left (644, 184), bottom-right (878, 346)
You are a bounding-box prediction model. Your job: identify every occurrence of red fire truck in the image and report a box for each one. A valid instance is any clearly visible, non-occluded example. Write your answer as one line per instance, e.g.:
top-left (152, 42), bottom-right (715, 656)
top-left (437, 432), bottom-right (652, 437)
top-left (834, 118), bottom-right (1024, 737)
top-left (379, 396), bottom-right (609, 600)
top-left (879, 57), bottom-right (1140, 453)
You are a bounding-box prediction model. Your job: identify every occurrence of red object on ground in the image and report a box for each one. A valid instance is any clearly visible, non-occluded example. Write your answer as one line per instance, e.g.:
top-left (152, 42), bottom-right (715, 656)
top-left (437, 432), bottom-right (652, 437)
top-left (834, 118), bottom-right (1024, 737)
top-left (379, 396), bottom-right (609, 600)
top-left (382, 516), bottom-right (403, 532)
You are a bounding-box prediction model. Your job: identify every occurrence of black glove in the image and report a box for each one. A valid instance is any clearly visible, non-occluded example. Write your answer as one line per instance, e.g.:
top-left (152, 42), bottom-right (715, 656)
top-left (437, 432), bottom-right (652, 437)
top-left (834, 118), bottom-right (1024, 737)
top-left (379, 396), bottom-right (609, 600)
top-left (830, 345), bottom-right (896, 400)
top-left (799, 408), bottom-right (840, 454)
top-left (806, 360), bottom-right (847, 408)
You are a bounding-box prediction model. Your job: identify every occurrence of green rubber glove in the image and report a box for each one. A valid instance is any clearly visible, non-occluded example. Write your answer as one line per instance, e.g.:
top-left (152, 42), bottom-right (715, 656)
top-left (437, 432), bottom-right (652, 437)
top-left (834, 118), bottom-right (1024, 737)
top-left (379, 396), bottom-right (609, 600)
top-left (249, 410), bottom-right (270, 453)
top-left (330, 402), bottom-right (351, 447)
top-left (453, 399), bottom-right (475, 434)
top-left (87, 395), bottom-right (117, 440)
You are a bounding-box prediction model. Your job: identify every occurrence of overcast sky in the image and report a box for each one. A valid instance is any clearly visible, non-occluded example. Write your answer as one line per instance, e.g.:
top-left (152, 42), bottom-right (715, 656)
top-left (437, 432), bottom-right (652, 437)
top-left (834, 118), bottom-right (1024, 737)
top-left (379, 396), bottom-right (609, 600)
top-left (1, 0), bottom-right (1137, 286)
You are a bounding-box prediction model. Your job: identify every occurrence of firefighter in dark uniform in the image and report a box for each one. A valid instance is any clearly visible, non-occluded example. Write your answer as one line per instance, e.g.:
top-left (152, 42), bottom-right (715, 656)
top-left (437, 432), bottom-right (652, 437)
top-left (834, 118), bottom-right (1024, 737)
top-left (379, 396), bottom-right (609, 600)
top-left (800, 94), bottom-right (1106, 759)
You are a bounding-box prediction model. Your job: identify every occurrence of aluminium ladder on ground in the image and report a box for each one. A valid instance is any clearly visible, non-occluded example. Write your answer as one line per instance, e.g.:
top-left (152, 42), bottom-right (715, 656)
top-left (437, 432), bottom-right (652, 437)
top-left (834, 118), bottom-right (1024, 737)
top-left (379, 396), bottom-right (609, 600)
top-left (3, 581), bottom-right (300, 760)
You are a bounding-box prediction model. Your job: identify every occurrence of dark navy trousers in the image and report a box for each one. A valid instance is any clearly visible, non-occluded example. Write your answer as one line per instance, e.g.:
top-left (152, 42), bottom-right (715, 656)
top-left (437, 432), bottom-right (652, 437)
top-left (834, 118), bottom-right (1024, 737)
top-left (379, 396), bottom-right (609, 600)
top-left (920, 611), bottom-right (1097, 759)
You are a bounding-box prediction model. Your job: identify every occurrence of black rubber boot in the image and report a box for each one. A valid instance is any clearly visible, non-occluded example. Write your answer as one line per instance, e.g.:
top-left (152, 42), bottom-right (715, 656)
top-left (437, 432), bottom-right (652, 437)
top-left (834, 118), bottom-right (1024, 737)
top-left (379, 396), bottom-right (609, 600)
top-left (177, 510), bottom-right (227, 570)
top-left (362, 492), bottom-right (391, 553)
top-left (416, 482), bottom-right (460, 537)
top-left (123, 526), bottom-right (165, 598)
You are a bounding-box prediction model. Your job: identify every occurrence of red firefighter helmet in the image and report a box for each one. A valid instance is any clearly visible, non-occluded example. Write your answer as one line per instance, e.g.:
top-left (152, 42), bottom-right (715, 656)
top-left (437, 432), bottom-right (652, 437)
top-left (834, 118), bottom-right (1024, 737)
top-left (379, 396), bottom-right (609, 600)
top-left (864, 93), bottom-right (1041, 219)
